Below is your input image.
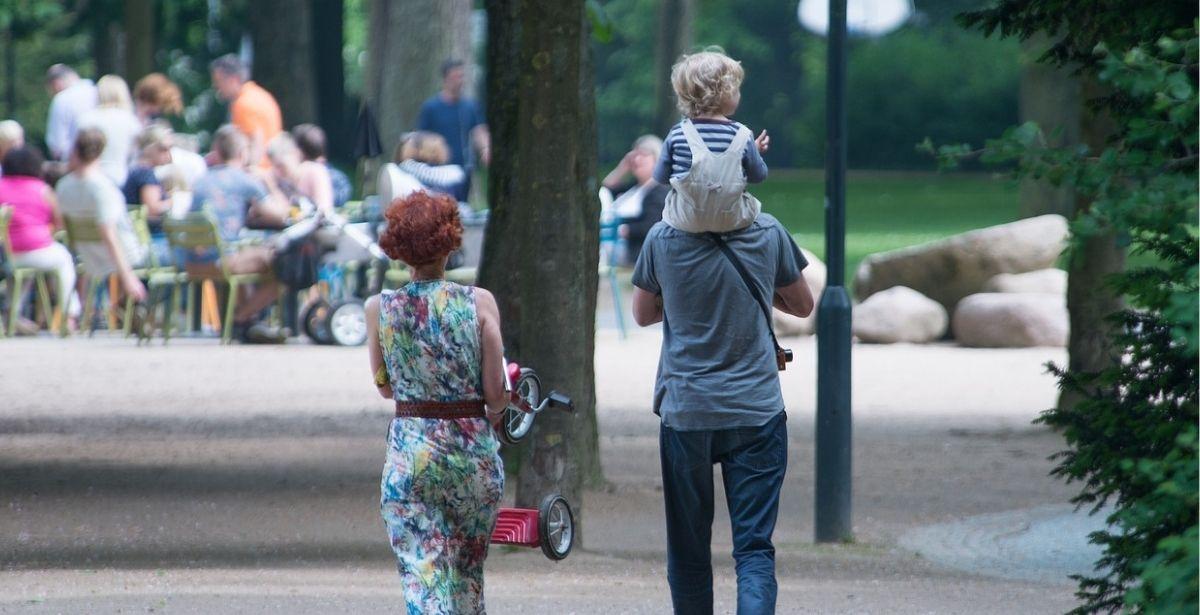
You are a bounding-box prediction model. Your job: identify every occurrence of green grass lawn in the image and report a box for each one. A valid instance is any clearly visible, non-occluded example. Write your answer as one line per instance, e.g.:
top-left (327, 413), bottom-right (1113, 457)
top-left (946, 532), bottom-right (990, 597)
top-left (755, 170), bottom-right (1022, 282)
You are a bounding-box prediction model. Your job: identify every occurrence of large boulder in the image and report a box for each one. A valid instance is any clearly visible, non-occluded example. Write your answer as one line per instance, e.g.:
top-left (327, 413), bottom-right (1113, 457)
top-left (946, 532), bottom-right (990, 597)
top-left (774, 248), bottom-right (825, 336)
top-left (952, 293), bottom-right (1069, 347)
top-left (983, 268), bottom-right (1067, 295)
top-left (852, 286), bottom-right (948, 344)
top-left (854, 214), bottom-right (1069, 312)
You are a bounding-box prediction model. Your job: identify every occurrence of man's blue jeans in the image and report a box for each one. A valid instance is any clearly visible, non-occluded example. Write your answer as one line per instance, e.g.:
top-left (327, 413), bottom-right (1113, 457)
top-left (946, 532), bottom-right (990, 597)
top-left (660, 412), bottom-right (788, 615)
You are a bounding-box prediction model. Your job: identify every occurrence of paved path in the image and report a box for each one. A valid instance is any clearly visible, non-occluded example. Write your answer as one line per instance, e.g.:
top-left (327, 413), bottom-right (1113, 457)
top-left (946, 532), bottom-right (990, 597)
top-left (0, 329), bottom-right (1097, 613)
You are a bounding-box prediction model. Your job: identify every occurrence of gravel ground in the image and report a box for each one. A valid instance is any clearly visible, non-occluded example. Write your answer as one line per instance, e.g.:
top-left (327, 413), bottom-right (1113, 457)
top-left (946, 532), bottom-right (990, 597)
top-left (0, 330), bottom-right (1089, 613)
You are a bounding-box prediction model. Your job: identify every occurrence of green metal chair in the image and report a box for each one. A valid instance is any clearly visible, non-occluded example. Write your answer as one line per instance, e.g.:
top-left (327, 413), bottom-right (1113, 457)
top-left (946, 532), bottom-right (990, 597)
top-left (0, 205), bottom-right (61, 337)
top-left (163, 212), bottom-right (267, 344)
top-left (62, 213), bottom-right (138, 337)
top-left (128, 206), bottom-right (188, 344)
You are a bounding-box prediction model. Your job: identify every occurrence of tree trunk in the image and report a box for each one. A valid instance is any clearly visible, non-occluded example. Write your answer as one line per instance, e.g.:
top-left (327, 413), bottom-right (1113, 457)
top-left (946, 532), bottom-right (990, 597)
top-left (3, 27), bottom-right (15, 117)
top-left (92, 17), bottom-right (122, 78)
top-left (366, 0), bottom-right (472, 159)
top-left (479, 0), bottom-right (602, 542)
top-left (1018, 35), bottom-right (1079, 218)
top-left (247, 0), bottom-right (317, 127)
top-left (123, 0), bottom-right (155, 82)
top-left (1059, 75), bottom-right (1126, 411)
top-left (652, 0), bottom-right (694, 135)
top-left (311, 0), bottom-right (347, 160)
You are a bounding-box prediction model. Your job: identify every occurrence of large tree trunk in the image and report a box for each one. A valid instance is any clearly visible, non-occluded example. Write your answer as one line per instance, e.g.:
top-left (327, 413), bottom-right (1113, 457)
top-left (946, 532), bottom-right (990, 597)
top-left (480, 0), bottom-right (602, 542)
top-left (1018, 35), bottom-right (1078, 219)
top-left (247, 0), bottom-right (317, 127)
top-left (123, 0), bottom-right (155, 82)
top-left (652, 0), bottom-right (694, 135)
top-left (366, 0), bottom-right (472, 158)
top-left (311, 0), bottom-right (347, 159)
top-left (1059, 76), bottom-right (1126, 411)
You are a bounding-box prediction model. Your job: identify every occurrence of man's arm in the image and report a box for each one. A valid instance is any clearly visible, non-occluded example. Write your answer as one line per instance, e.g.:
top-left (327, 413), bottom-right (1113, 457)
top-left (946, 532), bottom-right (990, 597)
top-left (97, 222), bottom-right (147, 301)
top-left (45, 98), bottom-right (68, 161)
top-left (632, 287), bottom-right (663, 326)
top-left (774, 273), bottom-right (814, 318)
top-left (472, 124), bottom-right (490, 166)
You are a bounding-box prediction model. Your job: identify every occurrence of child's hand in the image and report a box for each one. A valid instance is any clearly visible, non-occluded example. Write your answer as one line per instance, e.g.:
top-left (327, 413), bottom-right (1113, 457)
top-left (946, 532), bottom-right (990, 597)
top-left (755, 130), bottom-right (770, 154)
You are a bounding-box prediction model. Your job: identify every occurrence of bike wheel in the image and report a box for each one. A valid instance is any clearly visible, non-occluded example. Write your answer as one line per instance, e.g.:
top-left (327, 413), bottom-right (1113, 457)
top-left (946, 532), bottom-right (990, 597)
top-left (499, 369), bottom-right (540, 445)
top-left (538, 494), bottom-right (574, 560)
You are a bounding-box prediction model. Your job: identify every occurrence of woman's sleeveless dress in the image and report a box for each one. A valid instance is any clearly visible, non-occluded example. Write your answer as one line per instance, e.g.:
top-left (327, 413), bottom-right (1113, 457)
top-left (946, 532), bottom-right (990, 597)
top-left (378, 280), bottom-right (505, 615)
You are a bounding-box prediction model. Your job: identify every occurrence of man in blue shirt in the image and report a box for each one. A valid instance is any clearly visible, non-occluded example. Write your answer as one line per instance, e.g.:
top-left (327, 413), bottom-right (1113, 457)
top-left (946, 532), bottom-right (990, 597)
top-left (632, 215), bottom-right (815, 614)
top-left (416, 59), bottom-right (491, 201)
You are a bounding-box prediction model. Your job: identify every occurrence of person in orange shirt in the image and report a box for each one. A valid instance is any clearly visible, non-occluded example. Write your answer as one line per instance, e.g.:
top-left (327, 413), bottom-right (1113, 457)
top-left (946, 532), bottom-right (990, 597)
top-left (209, 54), bottom-right (281, 167)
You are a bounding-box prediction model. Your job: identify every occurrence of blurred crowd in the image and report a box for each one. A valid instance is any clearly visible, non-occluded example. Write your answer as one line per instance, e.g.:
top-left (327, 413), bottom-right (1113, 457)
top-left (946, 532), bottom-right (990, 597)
top-left (0, 55), bottom-right (492, 343)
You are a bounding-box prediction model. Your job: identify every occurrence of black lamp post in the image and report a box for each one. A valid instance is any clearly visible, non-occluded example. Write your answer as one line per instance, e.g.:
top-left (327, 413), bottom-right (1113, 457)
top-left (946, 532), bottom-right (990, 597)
top-left (814, 0), bottom-right (853, 543)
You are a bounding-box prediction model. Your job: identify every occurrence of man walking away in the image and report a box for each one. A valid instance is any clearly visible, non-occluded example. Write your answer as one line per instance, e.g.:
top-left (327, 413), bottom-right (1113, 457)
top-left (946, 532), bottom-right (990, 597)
top-left (45, 64), bottom-right (98, 162)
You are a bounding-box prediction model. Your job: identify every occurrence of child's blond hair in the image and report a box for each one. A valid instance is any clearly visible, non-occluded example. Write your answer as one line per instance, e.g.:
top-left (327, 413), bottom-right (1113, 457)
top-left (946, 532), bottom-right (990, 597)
top-left (670, 48), bottom-right (744, 118)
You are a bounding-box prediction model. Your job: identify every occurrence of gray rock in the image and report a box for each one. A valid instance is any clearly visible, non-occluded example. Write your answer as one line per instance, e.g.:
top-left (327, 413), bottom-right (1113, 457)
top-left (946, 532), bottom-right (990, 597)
top-left (952, 293), bottom-right (1069, 347)
top-left (983, 269), bottom-right (1067, 295)
top-left (852, 286), bottom-right (948, 344)
top-left (855, 214), bottom-right (1069, 311)
top-left (774, 248), bottom-right (825, 336)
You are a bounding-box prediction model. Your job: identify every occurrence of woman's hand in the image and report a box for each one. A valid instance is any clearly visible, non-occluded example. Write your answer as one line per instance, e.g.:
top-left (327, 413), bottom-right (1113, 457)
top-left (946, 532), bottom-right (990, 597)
top-left (755, 129), bottom-right (770, 154)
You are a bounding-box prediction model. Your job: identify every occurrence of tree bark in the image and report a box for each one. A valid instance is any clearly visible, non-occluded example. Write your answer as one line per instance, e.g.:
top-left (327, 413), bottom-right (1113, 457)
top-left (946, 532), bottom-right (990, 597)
top-left (123, 0), bottom-right (155, 82)
top-left (1059, 75), bottom-right (1126, 411)
top-left (480, 0), bottom-right (602, 543)
top-left (366, 0), bottom-right (472, 158)
top-left (311, 0), bottom-right (347, 159)
top-left (1018, 35), bottom-right (1078, 219)
top-left (652, 0), bottom-right (694, 135)
top-left (247, 0), bottom-right (317, 127)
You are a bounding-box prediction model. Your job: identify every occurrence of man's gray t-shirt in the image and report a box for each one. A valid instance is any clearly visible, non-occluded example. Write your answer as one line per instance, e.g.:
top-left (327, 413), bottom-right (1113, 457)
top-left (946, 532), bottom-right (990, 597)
top-left (631, 213), bottom-right (807, 431)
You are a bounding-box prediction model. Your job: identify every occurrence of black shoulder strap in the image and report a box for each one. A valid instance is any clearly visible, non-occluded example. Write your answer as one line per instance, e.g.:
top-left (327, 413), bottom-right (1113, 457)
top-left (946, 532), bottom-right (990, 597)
top-left (707, 232), bottom-right (785, 354)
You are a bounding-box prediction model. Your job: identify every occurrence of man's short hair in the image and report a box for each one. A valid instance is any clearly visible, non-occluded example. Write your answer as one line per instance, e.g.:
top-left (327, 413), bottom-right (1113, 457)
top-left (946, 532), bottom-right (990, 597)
top-left (292, 123), bottom-right (326, 160)
top-left (45, 63), bottom-right (78, 83)
top-left (209, 54), bottom-right (247, 79)
top-left (211, 124), bottom-right (248, 162)
top-left (440, 59), bottom-right (464, 78)
top-left (1, 146), bottom-right (45, 178)
top-left (73, 127), bottom-right (107, 164)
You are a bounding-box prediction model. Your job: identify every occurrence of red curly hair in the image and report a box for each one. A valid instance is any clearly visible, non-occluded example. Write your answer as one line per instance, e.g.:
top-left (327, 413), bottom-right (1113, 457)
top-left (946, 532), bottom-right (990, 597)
top-left (379, 191), bottom-right (463, 266)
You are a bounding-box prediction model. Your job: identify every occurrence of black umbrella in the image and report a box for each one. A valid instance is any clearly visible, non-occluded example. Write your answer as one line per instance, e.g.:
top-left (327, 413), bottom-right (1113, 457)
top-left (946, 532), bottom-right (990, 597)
top-left (353, 102), bottom-right (384, 160)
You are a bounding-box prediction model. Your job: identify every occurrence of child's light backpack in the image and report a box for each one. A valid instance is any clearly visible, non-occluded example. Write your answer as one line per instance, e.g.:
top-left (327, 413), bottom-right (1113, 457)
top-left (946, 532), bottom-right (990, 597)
top-left (661, 119), bottom-right (762, 233)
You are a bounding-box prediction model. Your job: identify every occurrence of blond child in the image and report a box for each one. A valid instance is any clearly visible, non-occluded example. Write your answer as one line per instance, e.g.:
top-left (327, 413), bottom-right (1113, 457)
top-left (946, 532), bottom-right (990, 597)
top-left (654, 48), bottom-right (770, 234)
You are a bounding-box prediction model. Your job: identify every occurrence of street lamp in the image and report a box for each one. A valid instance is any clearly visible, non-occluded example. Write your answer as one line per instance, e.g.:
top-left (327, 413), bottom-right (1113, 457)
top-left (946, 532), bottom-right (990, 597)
top-left (797, 0), bottom-right (912, 543)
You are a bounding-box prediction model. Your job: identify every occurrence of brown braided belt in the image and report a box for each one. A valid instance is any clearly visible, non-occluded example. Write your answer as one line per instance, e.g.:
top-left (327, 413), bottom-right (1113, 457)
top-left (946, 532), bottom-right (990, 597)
top-left (395, 399), bottom-right (487, 419)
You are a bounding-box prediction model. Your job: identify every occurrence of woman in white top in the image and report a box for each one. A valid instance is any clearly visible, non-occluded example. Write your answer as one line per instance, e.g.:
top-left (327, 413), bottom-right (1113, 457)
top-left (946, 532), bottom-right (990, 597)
top-left (78, 75), bottom-right (141, 187)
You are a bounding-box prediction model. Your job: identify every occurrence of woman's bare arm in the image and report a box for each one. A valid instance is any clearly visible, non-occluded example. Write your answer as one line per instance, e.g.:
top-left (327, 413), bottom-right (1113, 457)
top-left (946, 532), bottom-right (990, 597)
top-left (365, 295), bottom-right (393, 399)
top-left (139, 184), bottom-right (169, 218)
top-left (475, 289), bottom-right (508, 427)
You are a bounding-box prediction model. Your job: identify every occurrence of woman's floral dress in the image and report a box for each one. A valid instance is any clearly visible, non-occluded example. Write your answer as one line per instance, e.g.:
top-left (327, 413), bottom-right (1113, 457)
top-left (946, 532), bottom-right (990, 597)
top-left (378, 280), bottom-right (504, 615)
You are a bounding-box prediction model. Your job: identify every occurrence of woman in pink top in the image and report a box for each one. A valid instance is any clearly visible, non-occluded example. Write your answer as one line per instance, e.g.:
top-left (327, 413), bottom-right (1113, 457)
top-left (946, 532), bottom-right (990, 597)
top-left (0, 146), bottom-right (79, 324)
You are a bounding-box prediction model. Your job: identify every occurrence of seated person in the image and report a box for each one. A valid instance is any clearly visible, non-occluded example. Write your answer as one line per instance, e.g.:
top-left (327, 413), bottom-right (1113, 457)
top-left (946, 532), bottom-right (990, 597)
top-left (265, 132), bottom-right (333, 216)
top-left (187, 124), bottom-right (290, 343)
top-left (600, 135), bottom-right (668, 265)
top-left (124, 123), bottom-right (174, 264)
top-left (0, 145), bottom-right (80, 327)
top-left (55, 127), bottom-right (147, 305)
top-left (388, 131), bottom-right (466, 198)
top-left (292, 123), bottom-right (351, 208)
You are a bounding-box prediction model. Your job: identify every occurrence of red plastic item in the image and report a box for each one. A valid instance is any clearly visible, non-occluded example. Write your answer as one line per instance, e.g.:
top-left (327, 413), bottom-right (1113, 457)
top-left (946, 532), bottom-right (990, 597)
top-left (506, 362), bottom-right (522, 385)
top-left (491, 507), bottom-right (540, 547)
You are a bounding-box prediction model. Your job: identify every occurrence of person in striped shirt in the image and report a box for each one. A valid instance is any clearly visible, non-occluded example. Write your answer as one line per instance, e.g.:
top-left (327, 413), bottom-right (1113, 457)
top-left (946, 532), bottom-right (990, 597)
top-left (653, 48), bottom-right (770, 234)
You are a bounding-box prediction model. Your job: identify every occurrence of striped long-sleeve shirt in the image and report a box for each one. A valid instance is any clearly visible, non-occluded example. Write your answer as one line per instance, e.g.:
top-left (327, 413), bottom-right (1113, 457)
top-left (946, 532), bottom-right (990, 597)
top-left (397, 159), bottom-right (467, 196)
top-left (652, 118), bottom-right (768, 185)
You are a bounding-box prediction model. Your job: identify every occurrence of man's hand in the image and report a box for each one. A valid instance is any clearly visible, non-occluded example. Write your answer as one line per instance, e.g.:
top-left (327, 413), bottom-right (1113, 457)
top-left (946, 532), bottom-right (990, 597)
top-left (755, 129), bottom-right (770, 154)
top-left (121, 271), bottom-right (147, 302)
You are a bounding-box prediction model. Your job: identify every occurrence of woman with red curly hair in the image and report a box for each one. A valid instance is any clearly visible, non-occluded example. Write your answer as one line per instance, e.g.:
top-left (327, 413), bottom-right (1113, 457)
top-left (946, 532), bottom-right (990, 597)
top-left (364, 191), bottom-right (508, 614)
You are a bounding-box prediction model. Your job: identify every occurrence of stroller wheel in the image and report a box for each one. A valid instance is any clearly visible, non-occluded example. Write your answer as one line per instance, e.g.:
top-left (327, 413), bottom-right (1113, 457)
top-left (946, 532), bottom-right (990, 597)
top-left (499, 369), bottom-right (540, 445)
top-left (327, 300), bottom-right (367, 346)
top-left (302, 299), bottom-right (334, 345)
top-left (538, 494), bottom-right (574, 560)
